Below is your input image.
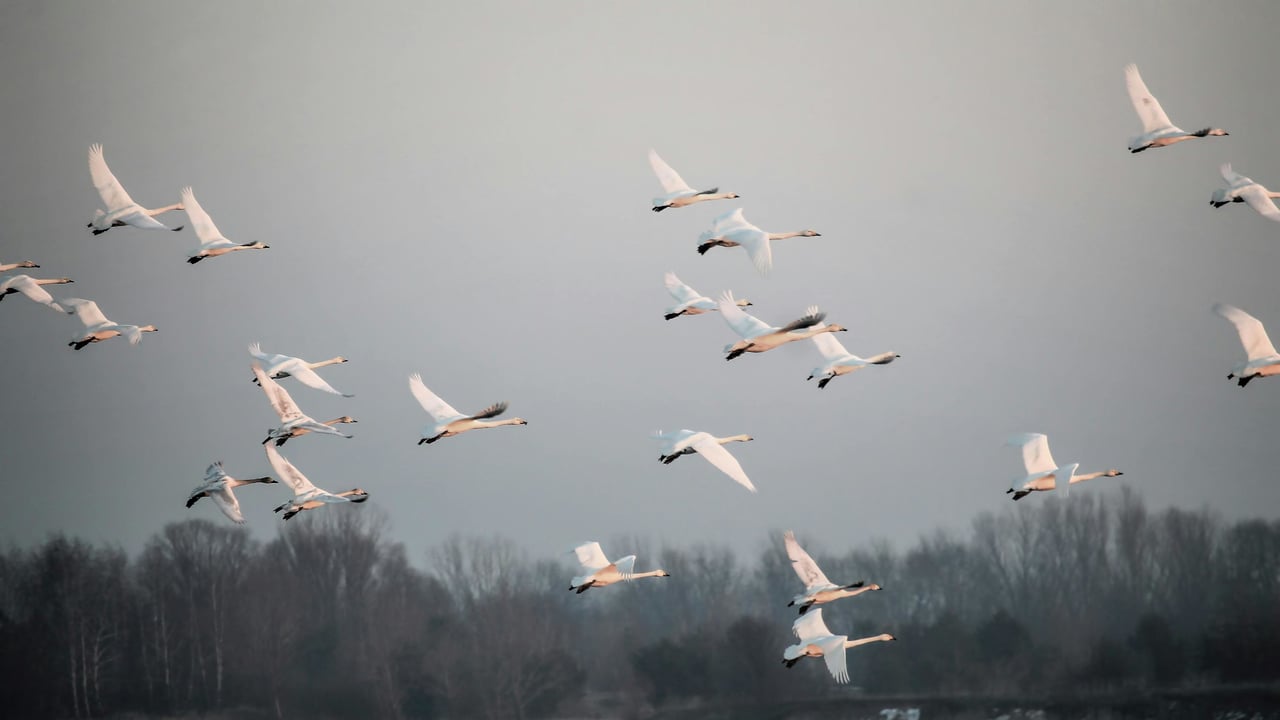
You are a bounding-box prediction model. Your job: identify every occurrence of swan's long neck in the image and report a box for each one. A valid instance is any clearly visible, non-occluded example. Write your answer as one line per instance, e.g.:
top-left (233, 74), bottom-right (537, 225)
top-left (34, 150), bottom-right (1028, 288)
top-left (35, 278), bottom-right (73, 286)
top-left (322, 417), bottom-right (354, 427)
top-left (310, 357), bottom-right (346, 369)
top-left (146, 202), bottom-right (184, 216)
top-left (844, 633), bottom-right (894, 649)
top-left (718, 434), bottom-right (752, 445)
top-left (1070, 470), bottom-right (1120, 484)
top-left (476, 418), bottom-right (525, 428)
top-left (629, 569), bottom-right (668, 580)
top-left (797, 325), bottom-right (841, 339)
top-left (700, 192), bottom-right (737, 202)
top-left (767, 230), bottom-right (815, 240)
top-left (1268, 191), bottom-right (1280, 199)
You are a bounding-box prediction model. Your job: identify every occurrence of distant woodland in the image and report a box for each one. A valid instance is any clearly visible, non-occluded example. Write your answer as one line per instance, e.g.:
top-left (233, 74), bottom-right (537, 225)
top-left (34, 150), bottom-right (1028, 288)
top-left (1, 488), bottom-right (1277, 719)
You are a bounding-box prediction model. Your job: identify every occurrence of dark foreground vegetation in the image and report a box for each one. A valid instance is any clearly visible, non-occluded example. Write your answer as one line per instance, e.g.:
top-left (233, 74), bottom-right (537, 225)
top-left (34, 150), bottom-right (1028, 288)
top-left (1, 488), bottom-right (1277, 719)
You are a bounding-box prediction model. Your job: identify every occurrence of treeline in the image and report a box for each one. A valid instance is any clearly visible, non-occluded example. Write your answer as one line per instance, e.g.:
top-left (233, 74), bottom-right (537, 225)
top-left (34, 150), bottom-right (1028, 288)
top-left (0, 488), bottom-right (1277, 719)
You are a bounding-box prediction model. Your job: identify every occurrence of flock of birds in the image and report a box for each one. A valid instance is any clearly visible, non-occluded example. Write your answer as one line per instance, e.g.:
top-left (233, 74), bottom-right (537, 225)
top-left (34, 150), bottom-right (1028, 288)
top-left (3, 62), bottom-right (1278, 684)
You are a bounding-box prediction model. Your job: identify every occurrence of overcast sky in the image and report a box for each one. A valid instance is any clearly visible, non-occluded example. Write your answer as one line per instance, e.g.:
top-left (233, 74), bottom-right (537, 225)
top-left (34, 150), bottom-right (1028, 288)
top-left (2, 1), bottom-right (1278, 563)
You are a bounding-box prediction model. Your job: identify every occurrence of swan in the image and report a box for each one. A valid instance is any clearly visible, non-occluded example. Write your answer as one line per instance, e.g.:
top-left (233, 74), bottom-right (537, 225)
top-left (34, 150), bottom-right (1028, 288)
top-left (186, 461), bottom-right (277, 524)
top-left (1213, 302), bottom-right (1280, 387)
top-left (253, 363), bottom-right (354, 444)
top-left (653, 429), bottom-right (756, 492)
top-left (782, 608), bottom-right (895, 683)
top-left (409, 373), bottom-right (527, 444)
top-left (1211, 164), bottom-right (1280, 222)
top-left (0, 275), bottom-right (73, 313)
top-left (272, 416), bottom-right (358, 447)
top-left (0, 260), bottom-right (39, 272)
top-left (783, 530), bottom-right (881, 614)
top-left (1005, 433), bottom-right (1111, 500)
top-left (662, 271), bottom-right (751, 320)
top-left (249, 343), bottom-right (352, 397)
top-left (718, 292), bottom-right (845, 360)
top-left (697, 208), bottom-right (820, 276)
top-left (86, 144), bottom-right (184, 234)
top-left (806, 316), bottom-right (898, 389)
top-left (62, 298), bottom-right (158, 350)
top-left (264, 444), bottom-right (368, 520)
top-left (567, 541), bottom-right (670, 593)
top-left (648, 149), bottom-right (739, 212)
top-left (181, 187), bottom-right (269, 263)
top-left (1125, 64), bottom-right (1228, 153)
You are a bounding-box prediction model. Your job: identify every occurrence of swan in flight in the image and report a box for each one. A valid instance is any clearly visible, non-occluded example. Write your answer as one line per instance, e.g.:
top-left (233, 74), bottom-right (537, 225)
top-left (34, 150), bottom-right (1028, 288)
top-left (1210, 164), bottom-right (1280, 223)
top-left (86, 144), bottom-right (184, 234)
top-left (0, 275), bottom-right (73, 313)
top-left (648, 149), bottom-right (739, 212)
top-left (253, 363), bottom-right (354, 444)
top-left (782, 608), bottom-right (895, 683)
top-left (568, 541), bottom-right (670, 593)
top-left (653, 429), bottom-right (756, 492)
top-left (697, 208), bottom-right (820, 276)
top-left (181, 187), bottom-right (269, 263)
top-left (1213, 302), bottom-right (1280, 387)
top-left (1125, 64), bottom-right (1228, 153)
top-left (186, 461), bottom-right (277, 524)
top-left (409, 373), bottom-right (527, 444)
top-left (272, 416), bottom-right (358, 447)
top-left (783, 531), bottom-right (881, 614)
top-left (62, 298), bottom-right (158, 350)
top-left (249, 343), bottom-right (352, 397)
top-left (0, 260), bottom-right (39, 272)
top-left (718, 293), bottom-right (845, 360)
top-left (662, 272), bottom-right (751, 320)
top-left (1005, 433), bottom-right (1110, 500)
top-left (806, 317), bottom-right (898, 389)
top-left (264, 444), bottom-right (368, 520)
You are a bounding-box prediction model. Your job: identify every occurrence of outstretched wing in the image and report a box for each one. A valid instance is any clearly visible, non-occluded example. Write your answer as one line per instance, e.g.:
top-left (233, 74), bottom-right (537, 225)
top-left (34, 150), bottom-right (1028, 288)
top-left (468, 401), bottom-right (508, 421)
top-left (62, 298), bottom-right (109, 328)
top-left (254, 364), bottom-right (304, 422)
top-left (572, 541), bottom-right (610, 571)
top-left (264, 444), bottom-right (318, 497)
top-left (285, 363), bottom-right (352, 397)
top-left (699, 208), bottom-right (752, 242)
top-left (717, 291), bottom-right (772, 339)
top-left (1238, 185), bottom-right (1280, 223)
top-left (810, 320), bottom-right (851, 361)
top-left (664, 272), bottom-right (701, 304)
top-left (648, 149), bottom-right (693, 194)
top-left (726, 227), bottom-right (774, 277)
top-left (1214, 302), bottom-right (1279, 360)
top-left (817, 635), bottom-right (850, 683)
top-left (8, 276), bottom-right (63, 312)
top-left (1008, 433), bottom-right (1057, 475)
top-left (690, 433), bottom-right (756, 492)
top-left (792, 608), bottom-right (835, 641)
top-left (209, 487), bottom-right (246, 524)
top-left (784, 530), bottom-right (832, 589)
top-left (612, 554), bottom-right (638, 579)
top-left (1057, 463), bottom-right (1079, 499)
top-left (777, 309), bottom-right (825, 334)
top-left (180, 186), bottom-right (224, 244)
top-left (408, 373), bottom-right (462, 423)
top-left (88, 144), bottom-right (137, 212)
top-left (1124, 64), bottom-right (1173, 133)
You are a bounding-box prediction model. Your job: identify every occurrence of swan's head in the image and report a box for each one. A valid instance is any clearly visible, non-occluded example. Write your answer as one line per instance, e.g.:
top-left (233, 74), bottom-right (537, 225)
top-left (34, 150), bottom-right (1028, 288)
top-left (824, 324), bottom-right (848, 333)
top-left (1105, 469), bottom-right (1124, 477)
top-left (336, 416), bottom-right (358, 424)
top-left (882, 634), bottom-right (897, 642)
top-left (140, 325), bottom-right (159, 333)
top-left (658, 570), bottom-right (671, 578)
top-left (1208, 128), bottom-right (1229, 137)
top-left (728, 193), bottom-right (741, 199)
top-left (800, 230), bottom-right (821, 237)
top-left (513, 418), bottom-right (529, 425)
top-left (19, 261), bottom-right (38, 269)
top-left (868, 583), bottom-right (882, 591)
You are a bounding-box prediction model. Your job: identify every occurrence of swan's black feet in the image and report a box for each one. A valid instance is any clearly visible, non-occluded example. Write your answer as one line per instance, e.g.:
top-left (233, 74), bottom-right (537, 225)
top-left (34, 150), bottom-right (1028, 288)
top-left (71, 339), bottom-right (92, 350)
top-left (817, 377), bottom-right (832, 389)
top-left (187, 256), bottom-right (204, 264)
top-left (652, 206), bottom-right (667, 212)
top-left (170, 225), bottom-right (184, 232)
top-left (696, 243), bottom-right (713, 255)
top-left (664, 313), bottom-right (680, 321)
top-left (91, 228), bottom-right (108, 235)
top-left (1238, 375), bottom-right (1254, 387)
top-left (783, 659), bottom-right (798, 668)
top-left (726, 349), bottom-right (746, 361)
top-left (1012, 491), bottom-right (1031, 501)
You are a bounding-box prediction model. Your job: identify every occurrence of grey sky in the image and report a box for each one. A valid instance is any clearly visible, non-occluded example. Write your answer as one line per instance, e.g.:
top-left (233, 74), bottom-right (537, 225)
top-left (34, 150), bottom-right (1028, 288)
top-left (2, 1), bottom-right (1278, 561)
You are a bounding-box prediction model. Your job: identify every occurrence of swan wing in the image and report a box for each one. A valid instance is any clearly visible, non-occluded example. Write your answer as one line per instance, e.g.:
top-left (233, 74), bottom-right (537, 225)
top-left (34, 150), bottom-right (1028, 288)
top-left (179, 186), bottom-right (223, 244)
top-left (1214, 303), bottom-right (1279, 360)
top-left (1125, 64), bottom-right (1174, 133)
top-left (783, 531), bottom-right (833, 589)
top-left (408, 373), bottom-right (463, 422)
top-left (726, 227), bottom-right (773, 276)
top-left (1008, 433), bottom-right (1057, 475)
top-left (264, 444), bottom-right (318, 496)
top-left (572, 541), bottom-right (611, 571)
top-left (88, 144), bottom-right (137, 212)
top-left (717, 291), bottom-right (772, 339)
top-left (817, 636), bottom-right (850, 683)
top-left (1057, 463), bottom-right (1078, 499)
top-left (612, 555), bottom-right (637, 579)
top-left (664, 272), bottom-right (702, 304)
top-left (8, 276), bottom-right (61, 310)
top-left (809, 320), bottom-right (851, 360)
top-left (777, 309), bottom-right (825, 334)
top-left (648, 149), bottom-right (693, 194)
top-left (793, 608), bottom-right (835, 641)
top-left (467, 401), bottom-right (508, 421)
top-left (691, 434), bottom-right (756, 492)
top-left (700, 208), bottom-right (753, 242)
top-left (1220, 163), bottom-right (1253, 188)
top-left (63, 298), bottom-right (110, 328)
top-left (1238, 185), bottom-right (1280, 222)
top-left (283, 362), bottom-right (350, 397)
top-left (254, 364), bottom-right (304, 422)
top-left (209, 486), bottom-right (246, 524)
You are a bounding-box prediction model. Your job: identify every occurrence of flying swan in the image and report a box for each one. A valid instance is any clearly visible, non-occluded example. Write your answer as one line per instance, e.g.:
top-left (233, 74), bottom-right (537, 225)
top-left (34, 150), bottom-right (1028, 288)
top-left (718, 293), bottom-right (844, 360)
top-left (264, 444), bottom-right (368, 520)
top-left (784, 530), bottom-right (881, 614)
top-left (62, 298), bottom-right (158, 350)
top-left (662, 271), bottom-right (751, 320)
top-left (648, 149), bottom-right (739, 212)
top-left (182, 186), bottom-right (269, 263)
top-left (409, 373), bottom-right (527, 444)
top-left (186, 461), bottom-right (277, 524)
top-left (1125, 64), bottom-right (1228, 153)
top-left (653, 429), bottom-right (756, 492)
top-left (782, 608), bottom-right (895, 683)
top-left (568, 541), bottom-right (670, 593)
top-left (1006, 433), bottom-right (1114, 500)
top-left (1213, 302), bottom-right (1280, 387)
top-left (1211, 164), bottom-right (1280, 223)
top-left (806, 316), bottom-right (898, 389)
top-left (253, 363), bottom-right (354, 445)
top-left (249, 342), bottom-right (352, 397)
top-left (697, 208), bottom-right (820, 276)
top-left (0, 275), bottom-right (73, 313)
top-left (86, 144), bottom-right (184, 234)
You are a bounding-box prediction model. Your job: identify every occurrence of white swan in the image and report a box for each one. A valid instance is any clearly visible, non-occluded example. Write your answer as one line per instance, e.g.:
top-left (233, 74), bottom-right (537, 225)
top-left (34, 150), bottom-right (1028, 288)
top-left (249, 343), bottom-right (352, 397)
top-left (1125, 64), bottom-right (1228, 153)
top-left (0, 275), bottom-right (73, 313)
top-left (86, 144), bottom-right (184, 234)
top-left (1211, 164), bottom-right (1280, 223)
top-left (697, 208), bottom-right (820, 276)
top-left (784, 531), bottom-right (881, 614)
top-left (253, 363), bottom-right (354, 444)
top-left (264, 444), bottom-right (368, 520)
top-left (718, 292), bottom-right (845, 361)
top-left (568, 541), bottom-right (670, 593)
top-left (1006, 433), bottom-right (1111, 500)
top-left (186, 461), bottom-right (277, 524)
top-left (662, 271), bottom-right (751, 320)
top-left (806, 316), bottom-right (898, 389)
top-left (653, 429), bottom-right (756, 492)
top-left (781, 608), bottom-right (895, 683)
top-left (272, 416), bottom-right (358, 447)
top-left (182, 187), bottom-right (269, 263)
top-left (62, 298), bottom-right (158, 350)
top-left (409, 373), bottom-right (527, 444)
top-left (648, 149), bottom-right (739, 212)
top-left (0, 260), bottom-right (39, 272)
top-left (1213, 302), bottom-right (1280, 387)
